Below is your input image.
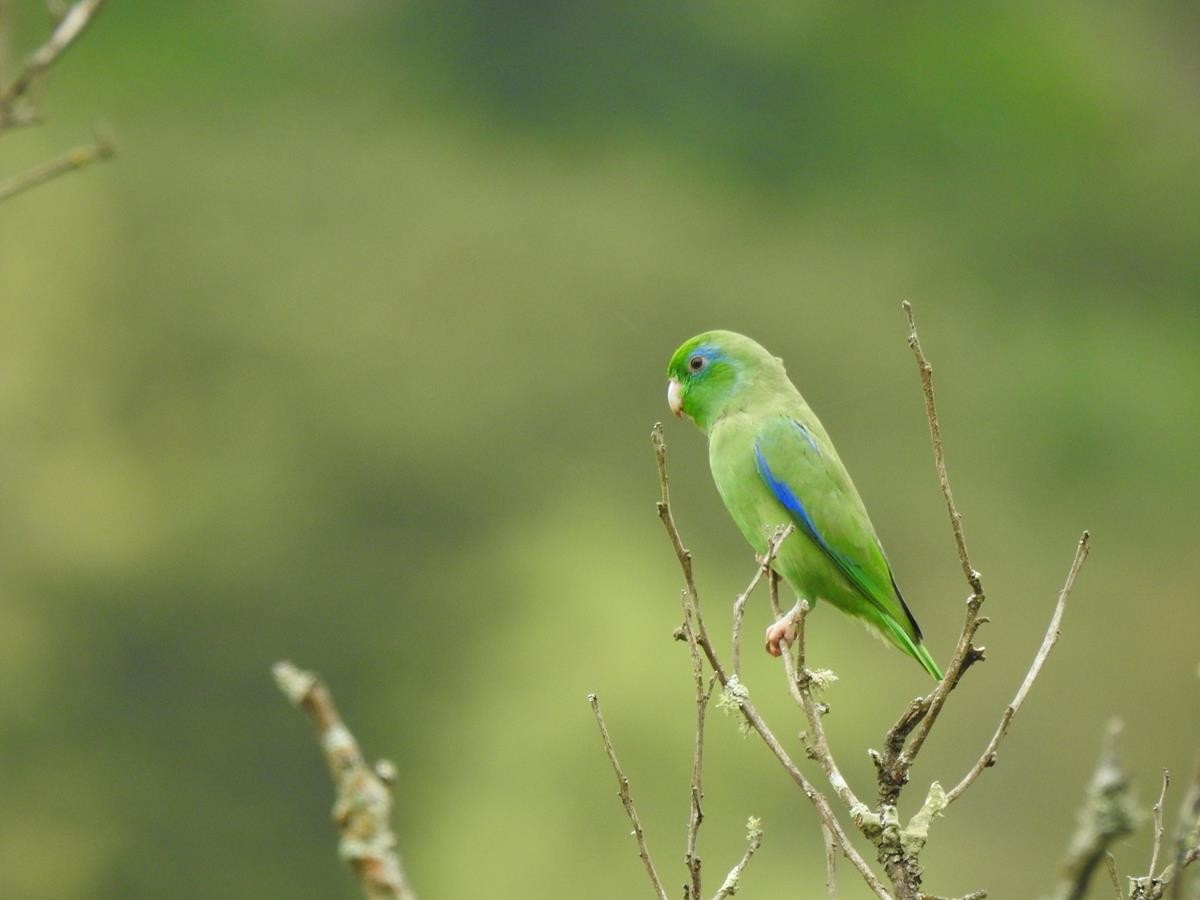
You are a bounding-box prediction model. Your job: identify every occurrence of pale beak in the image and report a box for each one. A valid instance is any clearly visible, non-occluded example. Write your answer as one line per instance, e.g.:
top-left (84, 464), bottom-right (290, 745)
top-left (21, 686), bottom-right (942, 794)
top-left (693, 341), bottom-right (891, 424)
top-left (667, 378), bottom-right (683, 418)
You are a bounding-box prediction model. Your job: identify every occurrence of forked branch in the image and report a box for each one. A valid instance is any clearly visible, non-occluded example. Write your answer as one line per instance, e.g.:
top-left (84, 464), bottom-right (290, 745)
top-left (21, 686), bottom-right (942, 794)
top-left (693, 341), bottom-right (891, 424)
top-left (877, 303), bottom-right (993, 805)
top-left (944, 531), bottom-right (1091, 805)
top-left (901, 300), bottom-right (980, 595)
top-left (1128, 761), bottom-right (1200, 900)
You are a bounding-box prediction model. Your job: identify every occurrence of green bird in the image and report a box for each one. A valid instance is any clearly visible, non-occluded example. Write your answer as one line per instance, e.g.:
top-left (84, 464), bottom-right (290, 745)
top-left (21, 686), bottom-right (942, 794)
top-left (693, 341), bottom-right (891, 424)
top-left (666, 330), bottom-right (942, 680)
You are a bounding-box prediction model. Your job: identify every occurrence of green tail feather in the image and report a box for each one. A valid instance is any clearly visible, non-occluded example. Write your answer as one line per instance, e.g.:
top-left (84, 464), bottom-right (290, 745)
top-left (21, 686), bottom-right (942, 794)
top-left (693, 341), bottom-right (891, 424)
top-left (912, 641), bottom-right (943, 682)
top-left (879, 615), bottom-right (943, 681)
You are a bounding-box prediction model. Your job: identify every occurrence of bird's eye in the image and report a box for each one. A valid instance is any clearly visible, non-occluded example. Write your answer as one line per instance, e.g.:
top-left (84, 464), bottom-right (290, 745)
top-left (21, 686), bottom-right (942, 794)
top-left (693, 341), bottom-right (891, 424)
top-left (688, 355), bottom-right (706, 372)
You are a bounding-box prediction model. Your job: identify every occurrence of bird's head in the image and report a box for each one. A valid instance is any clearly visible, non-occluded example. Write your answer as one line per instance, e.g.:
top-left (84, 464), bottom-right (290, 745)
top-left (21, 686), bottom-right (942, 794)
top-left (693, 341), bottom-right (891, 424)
top-left (666, 330), bottom-right (787, 432)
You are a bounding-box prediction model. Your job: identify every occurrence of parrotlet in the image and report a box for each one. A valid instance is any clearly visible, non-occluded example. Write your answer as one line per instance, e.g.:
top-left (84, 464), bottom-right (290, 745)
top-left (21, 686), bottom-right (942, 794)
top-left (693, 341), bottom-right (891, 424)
top-left (667, 330), bottom-right (941, 680)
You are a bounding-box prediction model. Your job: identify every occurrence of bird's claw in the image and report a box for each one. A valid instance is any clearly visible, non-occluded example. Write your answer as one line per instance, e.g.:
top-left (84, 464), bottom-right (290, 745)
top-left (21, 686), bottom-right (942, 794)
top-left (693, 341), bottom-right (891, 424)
top-left (764, 617), bottom-right (796, 657)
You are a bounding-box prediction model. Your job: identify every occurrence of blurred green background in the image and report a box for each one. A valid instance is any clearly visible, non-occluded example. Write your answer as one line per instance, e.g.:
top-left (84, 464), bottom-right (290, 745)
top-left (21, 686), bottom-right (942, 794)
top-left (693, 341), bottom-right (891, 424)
top-left (2, 2), bottom-right (1198, 897)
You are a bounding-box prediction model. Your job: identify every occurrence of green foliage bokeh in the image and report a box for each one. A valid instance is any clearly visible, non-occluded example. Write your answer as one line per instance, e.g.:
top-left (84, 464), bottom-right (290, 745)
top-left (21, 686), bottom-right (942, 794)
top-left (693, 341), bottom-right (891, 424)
top-left (1, 2), bottom-right (1197, 897)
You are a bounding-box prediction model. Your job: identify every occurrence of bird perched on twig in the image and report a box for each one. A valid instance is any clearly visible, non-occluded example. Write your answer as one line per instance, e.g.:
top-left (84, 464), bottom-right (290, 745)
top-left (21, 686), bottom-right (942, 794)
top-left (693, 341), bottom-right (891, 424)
top-left (666, 330), bottom-right (942, 680)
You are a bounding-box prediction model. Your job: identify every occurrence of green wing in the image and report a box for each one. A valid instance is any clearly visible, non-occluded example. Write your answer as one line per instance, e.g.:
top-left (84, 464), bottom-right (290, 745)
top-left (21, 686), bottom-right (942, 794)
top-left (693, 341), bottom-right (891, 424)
top-left (754, 415), bottom-right (940, 679)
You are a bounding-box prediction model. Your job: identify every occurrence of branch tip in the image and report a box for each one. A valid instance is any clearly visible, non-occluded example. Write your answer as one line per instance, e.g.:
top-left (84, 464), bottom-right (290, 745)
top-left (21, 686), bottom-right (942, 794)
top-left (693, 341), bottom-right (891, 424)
top-left (274, 661), bottom-right (416, 900)
top-left (272, 660), bottom-right (316, 706)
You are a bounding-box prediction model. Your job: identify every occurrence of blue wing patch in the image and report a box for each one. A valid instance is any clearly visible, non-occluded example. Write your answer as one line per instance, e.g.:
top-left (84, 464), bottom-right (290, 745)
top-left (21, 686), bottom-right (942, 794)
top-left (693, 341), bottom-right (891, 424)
top-left (754, 438), bottom-right (881, 613)
top-left (754, 435), bottom-right (924, 639)
top-left (754, 441), bottom-right (831, 556)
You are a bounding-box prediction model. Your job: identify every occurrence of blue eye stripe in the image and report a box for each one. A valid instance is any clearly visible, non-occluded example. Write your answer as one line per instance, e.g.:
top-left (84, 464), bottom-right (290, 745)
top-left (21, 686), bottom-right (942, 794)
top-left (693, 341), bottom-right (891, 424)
top-left (688, 344), bottom-right (725, 368)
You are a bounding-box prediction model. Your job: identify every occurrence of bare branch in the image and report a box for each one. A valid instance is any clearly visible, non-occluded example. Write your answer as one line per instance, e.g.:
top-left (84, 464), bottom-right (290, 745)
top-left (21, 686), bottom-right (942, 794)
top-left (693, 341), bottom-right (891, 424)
top-left (652, 424), bottom-right (891, 899)
top-left (876, 303), bottom-right (993, 804)
top-left (653, 422), bottom-right (702, 616)
top-left (1104, 852), bottom-right (1124, 899)
top-left (1165, 761), bottom-right (1200, 900)
top-left (731, 523), bottom-right (794, 682)
top-left (0, 131), bottom-right (112, 204)
top-left (901, 299), bottom-right (981, 596)
top-left (273, 661), bottom-right (417, 900)
top-left (1149, 771), bottom-right (1172, 883)
top-left (776, 599), bottom-right (809, 706)
top-left (944, 531), bottom-right (1091, 804)
top-left (710, 818), bottom-right (764, 900)
top-left (1051, 720), bottom-right (1137, 900)
top-left (771, 597), bottom-right (871, 828)
top-left (679, 598), bottom-right (715, 900)
top-left (0, 0), bottom-right (107, 130)
top-left (822, 824), bottom-right (838, 899)
top-left (587, 693), bottom-right (670, 900)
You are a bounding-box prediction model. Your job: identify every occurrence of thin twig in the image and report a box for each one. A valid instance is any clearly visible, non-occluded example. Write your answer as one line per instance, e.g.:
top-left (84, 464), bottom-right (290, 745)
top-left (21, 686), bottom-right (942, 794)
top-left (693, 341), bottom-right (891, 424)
top-left (778, 600), bottom-right (809, 705)
top-left (653, 422), bottom-right (702, 611)
top-left (0, 0), bottom-right (107, 130)
top-left (1105, 852), bottom-right (1124, 899)
top-left (273, 661), bottom-right (417, 900)
top-left (1168, 762), bottom-right (1200, 900)
top-left (652, 424), bottom-right (891, 899)
top-left (0, 131), bottom-right (112, 204)
top-left (711, 818), bottom-right (764, 900)
top-left (822, 823), bottom-right (839, 899)
top-left (1130, 765), bottom-right (1200, 900)
top-left (769, 573), bottom-right (858, 896)
top-left (767, 572), bottom-right (808, 704)
top-left (767, 569), bottom-right (782, 618)
top-left (896, 300), bottom-right (987, 737)
top-left (731, 523), bottom-right (794, 682)
top-left (876, 303), bottom-right (991, 805)
top-left (1150, 771), bottom-right (1172, 882)
top-left (587, 693), bottom-right (670, 900)
top-left (944, 531), bottom-right (1091, 804)
top-left (773, 596), bottom-right (871, 827)
top-left (680, 598), bottom-right (715, 900)
top-left (681, 589), bottom-right (771, 900)
top-left (901, 299), bottom-right (980, 595)
top-left (712, 609), bottom-right (882, 893)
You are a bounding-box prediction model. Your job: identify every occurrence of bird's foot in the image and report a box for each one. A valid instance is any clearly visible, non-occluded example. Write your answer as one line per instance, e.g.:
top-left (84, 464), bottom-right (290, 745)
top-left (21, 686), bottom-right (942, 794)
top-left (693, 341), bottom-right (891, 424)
top-left (764, 616), bottom-right (796, 657)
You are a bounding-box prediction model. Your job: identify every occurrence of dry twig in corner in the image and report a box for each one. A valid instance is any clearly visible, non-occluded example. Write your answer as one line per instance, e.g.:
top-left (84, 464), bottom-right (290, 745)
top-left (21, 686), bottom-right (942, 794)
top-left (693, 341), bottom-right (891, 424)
top-left (273, 661), bottom-right (417, 900)
top-left (0, 0), bottom-right (113, 204)
top-left (1127, 761), bottom-right (1200, 900)
top-left (1051, 720), bottom-right (1137, 900)
top-left (943, 529), bottom-right (1091, 805)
